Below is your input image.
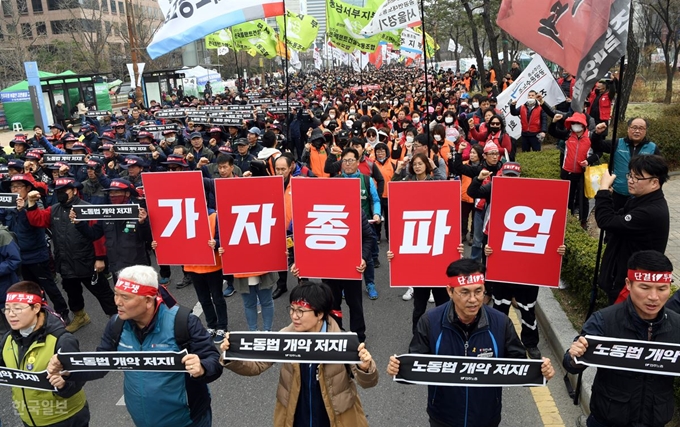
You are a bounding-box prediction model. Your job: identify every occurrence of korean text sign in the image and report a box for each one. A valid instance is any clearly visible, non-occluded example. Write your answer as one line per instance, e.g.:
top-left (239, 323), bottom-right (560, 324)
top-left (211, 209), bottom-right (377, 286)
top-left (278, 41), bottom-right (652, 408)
top-left (142, 171), bottom-right (215, 265)
top-left (388, 181), bottom-right (462, 287)
top-left (215, 176), bottom-right (287, 275)
top-left (291, 178), bottom-right (362, 280)
top-left (486, 177), bottom-right (569, 287)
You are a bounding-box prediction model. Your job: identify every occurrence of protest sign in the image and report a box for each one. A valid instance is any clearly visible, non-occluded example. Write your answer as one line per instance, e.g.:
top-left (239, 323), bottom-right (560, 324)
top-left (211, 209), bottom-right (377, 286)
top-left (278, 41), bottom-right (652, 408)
top-left (72, 204), bottom-right (140, 221)
top-left (58, 350), bottom-right (188, 372)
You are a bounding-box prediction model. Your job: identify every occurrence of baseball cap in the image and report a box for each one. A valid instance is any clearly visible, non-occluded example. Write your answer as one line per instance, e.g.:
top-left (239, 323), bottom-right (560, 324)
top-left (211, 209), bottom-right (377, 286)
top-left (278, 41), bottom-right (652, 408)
top-left (233, 138), bottom-right (248, 146)
top-left (501, 162), bottom-right (522, 176)
top-left (248, 127), bottom-right (261, 136)
top-left (120, 156), bottom-right (145, 168)
top-left (189, 132), bottom-right (203, 140)
top-left (161, 155), bottom-right (189, 168)
top-left (53, 177), bottom-right (81, 190)
top-left (103, 178), bottom-right (135, 192)
top-left (7, 159), bottom-right (25, 170)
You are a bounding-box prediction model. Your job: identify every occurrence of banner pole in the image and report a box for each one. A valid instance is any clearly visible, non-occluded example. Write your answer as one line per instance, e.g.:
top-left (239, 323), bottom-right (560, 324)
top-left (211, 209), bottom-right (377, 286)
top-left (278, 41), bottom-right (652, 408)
top-left (418, 0), bottom-right (429, 137)
top-left (282, 5), bottom-right (291, 142)
top-left (569, 54), bottom-right (627, 406)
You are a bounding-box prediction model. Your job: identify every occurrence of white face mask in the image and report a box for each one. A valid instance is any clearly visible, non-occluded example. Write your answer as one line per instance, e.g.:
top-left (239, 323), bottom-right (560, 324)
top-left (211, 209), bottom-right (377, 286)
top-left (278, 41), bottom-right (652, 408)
top-left (166, 137), bottom-right (176, 143)
top-left (472, 102), bottom-right (479, 109)
top-left (412, 117), bottom-right (420, 124)
top-left (434, 135), bottom-right (442, 142)
top-left (394, 100), bottom-right (399, 105)
top-left (406, 136), bottom-right (414, 143)
top-left (345, 120), bottom-right (354, 128)
top-left (445, 117), bottom-right (454, 124)
top-left (322, 97), bottom-right (327, 102)
top-left (571, 124), bottom-right (584, 133)
top-left (324, 120), bottom-right (330, 126)
top-left (349, 109), bottom-right (356, 114)
top-left (329, 114), bottom-right (336, 119)
top-left (526, 98), bottom-right (536, 106)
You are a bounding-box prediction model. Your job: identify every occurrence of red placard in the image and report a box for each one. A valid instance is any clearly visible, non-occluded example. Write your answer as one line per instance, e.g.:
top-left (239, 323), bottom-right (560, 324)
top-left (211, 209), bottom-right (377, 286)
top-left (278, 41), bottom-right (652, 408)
top-left (388, 181), bottom-right (462, 287)
top-left (291, 177), bottom-right (362, 280)
top-left (486, 177), bottom-right (569, 287)
top-left (214, 176), bottom-right (287, 275)
top-left (142, 171), bottom-right (215, 266)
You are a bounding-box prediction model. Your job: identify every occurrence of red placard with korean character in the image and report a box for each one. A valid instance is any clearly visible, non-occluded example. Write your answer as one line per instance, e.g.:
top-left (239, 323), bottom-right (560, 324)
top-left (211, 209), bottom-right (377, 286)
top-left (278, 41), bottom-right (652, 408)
top-left (142, 171), bottom-right (215, 265)
top-left (388, 180), bottom-right (462, 287)
top-left (485, 177), bottom-right (569, 287)
top-left (214, 176), bottom-right (288, 275)
top-left (291, 177), bottom-right (363, 280)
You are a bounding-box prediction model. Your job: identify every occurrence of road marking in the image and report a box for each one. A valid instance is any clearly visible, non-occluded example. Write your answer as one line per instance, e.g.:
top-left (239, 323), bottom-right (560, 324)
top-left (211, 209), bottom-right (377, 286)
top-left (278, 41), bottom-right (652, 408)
top-left (115, 301), bottom-right (203, 406)
top-left (507, 307), bottom-right (565, 427)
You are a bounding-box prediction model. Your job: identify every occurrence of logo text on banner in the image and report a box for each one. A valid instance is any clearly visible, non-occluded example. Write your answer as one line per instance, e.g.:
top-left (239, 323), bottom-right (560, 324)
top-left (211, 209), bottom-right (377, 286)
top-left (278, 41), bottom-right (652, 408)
top-left (73, 204), bottom-right (140, 221)
top-left (388, 181), bottom-right (461, 287)
top-left (0, 193), bottom-right (18, 209)
top-left (0, 366), bottom-right (56, 392)
top-left (58, 350), bottom-right (188, 372)
top-left (485, 177), bottom-right (569, 287)
top-left (395, 354), bottom-right (546, 387)
top-left (224, 331), bottom-right (361, 364)
top-left (214, 176), bottom-right (287, 275)
top-left (291, 178), bottom-right (363, 280)
top-left (142, 171), bottom-right (215, 266)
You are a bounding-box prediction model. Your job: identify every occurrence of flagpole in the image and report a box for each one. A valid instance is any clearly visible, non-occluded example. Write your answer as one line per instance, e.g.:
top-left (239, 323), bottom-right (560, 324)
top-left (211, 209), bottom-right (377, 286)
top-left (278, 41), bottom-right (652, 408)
top-left (282, 6), bottom-right (291, 142)
top-left (233, 45), bottom-right (241, 93)
top-left (418, 0), bottom-right (430, 137)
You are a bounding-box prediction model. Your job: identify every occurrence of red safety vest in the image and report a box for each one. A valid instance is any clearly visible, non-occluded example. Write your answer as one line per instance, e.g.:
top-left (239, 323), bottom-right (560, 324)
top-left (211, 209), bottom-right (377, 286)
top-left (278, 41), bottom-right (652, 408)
top-left (519, 106), bottom-right (542, 133)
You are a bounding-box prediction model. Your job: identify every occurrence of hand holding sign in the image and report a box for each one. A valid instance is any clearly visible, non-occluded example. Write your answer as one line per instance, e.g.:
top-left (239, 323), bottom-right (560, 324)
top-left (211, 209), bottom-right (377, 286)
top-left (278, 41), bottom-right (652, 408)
top-left (182, 353), bottom-right (205, 378)
top-left (568, 336), bottom-right (589, 361)
top-left (386, 355), bottom-right (400, 376)
top-left (357, 342), bottom-right (373, 373)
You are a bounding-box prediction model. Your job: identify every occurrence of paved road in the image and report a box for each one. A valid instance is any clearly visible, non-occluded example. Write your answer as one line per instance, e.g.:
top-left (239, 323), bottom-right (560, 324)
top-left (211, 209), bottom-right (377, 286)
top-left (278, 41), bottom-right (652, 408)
top-left (0, 243), bottom-right (585, 426)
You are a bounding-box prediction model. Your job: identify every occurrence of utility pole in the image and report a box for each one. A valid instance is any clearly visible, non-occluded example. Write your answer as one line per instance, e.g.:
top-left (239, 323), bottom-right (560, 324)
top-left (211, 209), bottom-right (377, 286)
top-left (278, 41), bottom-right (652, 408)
top-left (125, 0), bottom-right (143, 104)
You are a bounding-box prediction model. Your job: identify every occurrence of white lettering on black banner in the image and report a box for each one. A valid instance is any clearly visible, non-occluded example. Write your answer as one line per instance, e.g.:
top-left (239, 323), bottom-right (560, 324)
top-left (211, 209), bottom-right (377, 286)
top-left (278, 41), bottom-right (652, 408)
top-left (44, 154), bottom-right (87, 165)
top-left (57, 350), bottom-right (188, 372)
top-left (0, 366), bottom-right (56, 391)
top-left (0, 193), bottom-right (18, 209)
top-left (72, 204), bottom-right (140, 221)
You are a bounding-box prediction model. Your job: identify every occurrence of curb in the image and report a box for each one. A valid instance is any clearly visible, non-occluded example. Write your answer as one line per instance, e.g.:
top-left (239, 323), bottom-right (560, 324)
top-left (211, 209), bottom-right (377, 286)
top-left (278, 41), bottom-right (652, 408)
top-left (536, 287), bottom-right (595, 417)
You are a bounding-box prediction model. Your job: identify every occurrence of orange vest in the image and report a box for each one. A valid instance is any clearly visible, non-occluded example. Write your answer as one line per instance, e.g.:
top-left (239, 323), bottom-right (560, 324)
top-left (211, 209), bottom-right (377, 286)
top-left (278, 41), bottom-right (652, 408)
top-left (460, 161), bottom-right (474, 203)
top-left (374, 159), bottom-right (395, 198)
top-left (309, 145), bottom-right (329, 178)
top-left (184, 213), bottom-right (222, 274)
top-left (284, 179), bottom-right (293, 230)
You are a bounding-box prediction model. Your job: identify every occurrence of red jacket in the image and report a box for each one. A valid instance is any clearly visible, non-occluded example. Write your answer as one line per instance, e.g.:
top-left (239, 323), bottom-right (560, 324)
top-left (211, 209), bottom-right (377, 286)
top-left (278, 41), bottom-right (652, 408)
top-left (519, 106), bottom-right (543, 133)
top-left (562, 132), bottom-right (592, 174)
top-left (588, 90), bottom-right (613, 122)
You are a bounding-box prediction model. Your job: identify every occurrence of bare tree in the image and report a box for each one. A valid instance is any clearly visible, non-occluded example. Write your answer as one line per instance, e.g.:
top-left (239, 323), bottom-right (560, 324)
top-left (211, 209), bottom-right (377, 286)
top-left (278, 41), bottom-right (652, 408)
top-left (643, 0), bottom-right (680, 103)
top-left (62, 0), bottom-right (114, 73)
top-left (0, 0), bottom-right (42, 86)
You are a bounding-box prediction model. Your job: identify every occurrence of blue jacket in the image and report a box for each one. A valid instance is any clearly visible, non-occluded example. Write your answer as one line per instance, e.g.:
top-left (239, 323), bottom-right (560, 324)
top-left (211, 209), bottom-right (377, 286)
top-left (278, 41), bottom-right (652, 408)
top-left (72, 304), bottom-right (222, 427)
top-left (341, 171), bottom-right (381, 217)
top-left (410, 302), bottom-right (525, 427)
top-left (0, 206), bottom-right (49, 264)
top-left (0, 226), bottom-right (21, 300)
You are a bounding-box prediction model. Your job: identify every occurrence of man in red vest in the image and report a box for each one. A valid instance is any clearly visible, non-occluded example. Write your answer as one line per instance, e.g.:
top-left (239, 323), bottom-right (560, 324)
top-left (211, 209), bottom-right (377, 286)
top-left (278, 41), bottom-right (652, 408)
top-left (510, 90), bottom-right (547, 152)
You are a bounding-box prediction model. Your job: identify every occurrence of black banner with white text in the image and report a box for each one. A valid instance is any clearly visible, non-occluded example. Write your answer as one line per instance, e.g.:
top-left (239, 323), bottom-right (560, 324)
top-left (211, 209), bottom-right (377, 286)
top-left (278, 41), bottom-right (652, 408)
top-left (57, 350), bottom-right (188, 372)
top-left (0, 367), bottom-right (56, 391)
top-left (72, 204), bottom-right (140, 221)
top-left (0, 193), bottom-right (18, 208)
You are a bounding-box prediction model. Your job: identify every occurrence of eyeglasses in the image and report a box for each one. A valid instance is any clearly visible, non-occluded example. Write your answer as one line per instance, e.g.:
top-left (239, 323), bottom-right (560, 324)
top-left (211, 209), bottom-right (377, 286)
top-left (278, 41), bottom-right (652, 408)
top-left (626, 173), bottom-right (656, 184)
top-left (3, 306), bottom-right (31, 315)
top-left (629, 126), bottom-right (647, 132)
top-left (454, 288), bottom-right (485, 299)
top-left (341, 158), bottom-right (357, 164)
top-left (288, 306), bottom-right (314, 318)
top-left (9, 184), bottom-right (26, 190)
top-left (485, 152), bottom-right (499, 156)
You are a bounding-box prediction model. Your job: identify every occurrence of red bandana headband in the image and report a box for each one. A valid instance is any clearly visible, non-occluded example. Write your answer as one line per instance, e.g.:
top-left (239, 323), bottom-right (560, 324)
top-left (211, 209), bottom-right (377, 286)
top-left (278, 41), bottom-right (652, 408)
top-left (115, 279), bottom-right (159, 297)
top-left (627, 270), bottom-right (673, 284)
top-left (291, 299), bottom-right (315, 311)
top-left (449, 273), bottom-right (485, 288)
top-left (5, 292), bottom-right (41, 305)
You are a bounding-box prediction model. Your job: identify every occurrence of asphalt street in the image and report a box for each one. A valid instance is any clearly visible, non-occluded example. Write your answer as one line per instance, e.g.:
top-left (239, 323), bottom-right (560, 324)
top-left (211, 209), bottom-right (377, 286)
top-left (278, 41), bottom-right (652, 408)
top-left (0, 242), bottom-right (586, 426)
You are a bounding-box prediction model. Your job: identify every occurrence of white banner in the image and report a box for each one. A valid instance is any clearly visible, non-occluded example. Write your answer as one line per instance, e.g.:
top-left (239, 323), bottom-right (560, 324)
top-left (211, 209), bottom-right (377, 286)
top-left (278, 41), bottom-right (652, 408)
top-left (359, 0), bottom-right (420, 36)
top-left (448, 38), bottom-right (462, 53)
top-left (400, 28), bottom-right (422, 54)
top-left (147, 0), bottom-right (284, 59)
top-left (496, 55), bottom-right (566, 139)
top-left (313, 46), bottom-right (322, 70)
top-left (126, 63), bottom-right (146, 88)
top-left (217, 46), bottom-right (230, 56)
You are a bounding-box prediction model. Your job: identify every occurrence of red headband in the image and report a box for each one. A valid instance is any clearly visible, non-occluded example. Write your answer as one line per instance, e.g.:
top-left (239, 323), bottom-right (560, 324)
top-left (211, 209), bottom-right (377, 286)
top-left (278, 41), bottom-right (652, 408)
top-left (627, 270), bottom-right (673, 284)
top-left (5, 292), bottom-right (41, 305)
top-left (115, 279), bottom-right (159, 297)
top-left (291, 299), bottom-right (315, 311)
top-left (449, 273), bottom-right (485, 288)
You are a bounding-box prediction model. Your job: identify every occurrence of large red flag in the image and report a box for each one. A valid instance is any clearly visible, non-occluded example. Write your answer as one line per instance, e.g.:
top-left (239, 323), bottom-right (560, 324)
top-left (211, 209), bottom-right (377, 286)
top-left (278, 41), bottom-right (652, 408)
top-left (485, 177), bottom-right (569, 287)
top-left (142, 171), bottom-right (215, 266)
top-left (214, 176), bottom-right (288, 275)
top-left (388, 181), bottom-right (461, 287)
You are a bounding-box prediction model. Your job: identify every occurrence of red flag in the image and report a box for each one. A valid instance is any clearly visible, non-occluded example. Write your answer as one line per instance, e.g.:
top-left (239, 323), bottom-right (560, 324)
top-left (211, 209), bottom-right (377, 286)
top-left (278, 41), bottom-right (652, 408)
top-left (214, 176), bottom-right (288, 275)
top-left (369, 45), bottom-right (383, 70)
top-left (485, 177), bottom-right (569, 287)
top-left (291, 178), bottom-right (363, 280)
top-left (142, 171), bottom-right (215, 265)
top-left (388, 181), bottom-right (462, 287)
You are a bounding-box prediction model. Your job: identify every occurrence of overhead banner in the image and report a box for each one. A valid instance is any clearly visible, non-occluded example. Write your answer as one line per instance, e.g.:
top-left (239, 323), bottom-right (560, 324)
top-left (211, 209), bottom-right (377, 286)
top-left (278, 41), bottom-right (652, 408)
top-left (291, 178), bottom-right (363, 280)
top-left (326, 0), bottom-right (383, 53)
top-left (388, 181), bottom-right (461, 287)
top-left (58, 350), bottom-right (188, 372)
top-left (400, 27), bottom-right (422, 55)
top-left (276, 11), bottom-right (320, 51)
top-left (486, 177), bottom-right (569, 287)
top-left (205, 29), bottom-right (234, 50)
top-left (72, 204), bottom-right (140, 221)
top-left (231, 19), bottom-right (278, 59)
top-left (214, 176), bottom-right (288, 275)
top-left (0, 367), bottom-right (56, 392)
top-left (359, 0), bottom-right (420, 36)
top-left (496, 55), bottom-right (566, 139)
top-left (142, 171), bottom-right (216, 265)
top-left (224, 332), bottom-right (361, 364)
top-left (574, 335), bottom-right (680, 376)
top-left (496, 0), bottom-right (629, 112)
top-left (0, 193), bottom-right (18, 209)
top-left (394, 354), bottom-right (546, 387)
top-left (147, 0), bottom-right (284, 59)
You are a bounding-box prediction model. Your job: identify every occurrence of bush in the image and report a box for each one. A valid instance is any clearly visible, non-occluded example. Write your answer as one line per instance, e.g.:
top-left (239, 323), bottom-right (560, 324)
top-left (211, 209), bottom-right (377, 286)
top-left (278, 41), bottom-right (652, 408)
top-left (515, 149), bottom-right (561, 180)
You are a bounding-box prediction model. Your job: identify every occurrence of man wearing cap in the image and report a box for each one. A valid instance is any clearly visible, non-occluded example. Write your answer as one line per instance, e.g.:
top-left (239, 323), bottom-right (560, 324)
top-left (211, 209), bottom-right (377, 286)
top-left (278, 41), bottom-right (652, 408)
top-left (189, 132), bottom-right (215, 163)
top-left (0, 174), bottom-right (68, 322)
top-left (246, 127), bottom-right (264, 157)
top-left (79, 124), bottom-right (100, 151)
top-left (47, 265), bottom-right (222, 427)
top-left (387, 258), bottom-right (555, 427)
top-left (25, 177), bottom-right (117, 332)
top-left (48, 124), bottom-right (65, 143)
top-left (114, 121), bottom-right (131, 142)
top-left (6, 159), bottom-right (25, 178)
top-left (8, 134), bottom-right (30, 160)
top-left (233, 138), bottom-right (258, 176)
top-left (565, 250), bottom-right (679, 427)
top-left (73, 178), bottom-right (151, 280)
top-left (23, 150), bottom-right (51, 184)
top-left (119, 155), bottom-right (145, 188)
top-left (81, 158), bottom-right (111, 205)
top-left (301, 128), bottom-right (330, 178)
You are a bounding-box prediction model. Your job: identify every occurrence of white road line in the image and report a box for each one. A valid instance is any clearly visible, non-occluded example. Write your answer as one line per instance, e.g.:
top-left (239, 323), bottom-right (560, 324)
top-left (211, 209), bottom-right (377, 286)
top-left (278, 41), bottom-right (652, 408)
top-left (115, 301), bottom-right (203, 406)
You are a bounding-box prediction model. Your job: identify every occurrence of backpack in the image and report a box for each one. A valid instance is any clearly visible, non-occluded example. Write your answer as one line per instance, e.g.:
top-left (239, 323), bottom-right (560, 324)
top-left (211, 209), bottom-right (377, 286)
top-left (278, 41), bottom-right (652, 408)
top-left (110, 285), bottom-right (192, 350)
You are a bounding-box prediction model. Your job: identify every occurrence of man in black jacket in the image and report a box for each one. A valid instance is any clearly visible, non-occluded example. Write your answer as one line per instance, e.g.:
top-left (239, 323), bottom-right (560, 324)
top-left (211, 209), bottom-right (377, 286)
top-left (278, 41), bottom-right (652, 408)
top-left (565, 250), bottom-right (679, 427)
top-left (595, 155), bottom-right (670, 304)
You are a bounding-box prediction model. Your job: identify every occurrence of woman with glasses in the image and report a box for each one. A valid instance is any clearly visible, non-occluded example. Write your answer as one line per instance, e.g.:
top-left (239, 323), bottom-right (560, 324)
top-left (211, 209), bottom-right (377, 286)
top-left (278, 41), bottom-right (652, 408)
top-left (0, 281), bottom-right (90, 426)
top-left (220, 281), bottom-right (378, 427)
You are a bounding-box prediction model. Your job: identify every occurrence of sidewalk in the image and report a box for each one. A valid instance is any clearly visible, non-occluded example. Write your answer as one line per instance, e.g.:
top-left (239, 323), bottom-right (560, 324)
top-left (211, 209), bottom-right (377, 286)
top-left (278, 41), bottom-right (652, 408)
top-left (538, 174), bottom-right (680, 416)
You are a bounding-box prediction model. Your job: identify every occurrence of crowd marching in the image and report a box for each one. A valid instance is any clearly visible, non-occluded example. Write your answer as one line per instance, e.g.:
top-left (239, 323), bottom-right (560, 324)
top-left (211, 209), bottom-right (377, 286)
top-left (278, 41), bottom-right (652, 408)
top-left (0, 62), bottom-right (674, 427)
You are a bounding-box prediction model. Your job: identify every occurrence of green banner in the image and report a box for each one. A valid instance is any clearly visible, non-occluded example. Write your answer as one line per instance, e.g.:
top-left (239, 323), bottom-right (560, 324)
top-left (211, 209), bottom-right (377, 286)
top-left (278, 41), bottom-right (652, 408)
top-left (205, 29), bottom-right (234, 50)
top-left (232, 20), bottom-right (278, 59)
top-left (276, 11), bottom-right (319, 52)
top-left (327, 0), bottom-right (385, 53)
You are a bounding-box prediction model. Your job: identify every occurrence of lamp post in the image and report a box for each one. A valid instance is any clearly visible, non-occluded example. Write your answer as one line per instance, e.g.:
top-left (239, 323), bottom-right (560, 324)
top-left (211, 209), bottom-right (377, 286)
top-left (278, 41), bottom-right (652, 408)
top-left (125, 0), bottom-right (143, 104)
